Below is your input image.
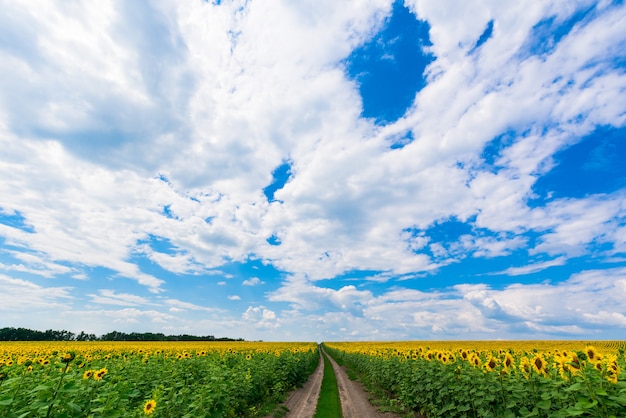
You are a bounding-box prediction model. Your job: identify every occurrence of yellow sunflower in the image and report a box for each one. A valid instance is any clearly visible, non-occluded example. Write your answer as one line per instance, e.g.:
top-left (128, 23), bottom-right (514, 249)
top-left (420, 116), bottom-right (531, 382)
top-left (470, 354), bottom-right (482, 368)
top-left (569, 352), bottom-right (581, 370)
top-left (485, 356), bottom-right (498, 372)
top-left (531, 354), bottom-right (548, 377)
top-left (143, 399), bottom-right (157, 415)
top-left (604, 355), bottom-right (620, 384)
top-left (93, 367), bottom-right (108, 381)
top-left (520, 357), bottom-right (532, 379)
top-left (61, 352), bottom-right (75, 363)
top-left (585, 345), bottom-right (601, 363)
top-left (502, 353), bottom-right (515, 373)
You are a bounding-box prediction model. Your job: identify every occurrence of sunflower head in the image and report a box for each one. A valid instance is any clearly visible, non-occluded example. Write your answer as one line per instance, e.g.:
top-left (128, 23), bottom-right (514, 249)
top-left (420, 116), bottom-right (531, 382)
top-left (471, 354), bottom-right (481, 368)
top-left (585, 346), bottom-right (600, 362)
top-left (606, 369), bottom-right (618, 384)
top-left (520, 357), bottom-right (532, 379)
top-left (604, 355), bottom-right (620, 384)
top-left (485, 356), bottom-right (498, 372)
top-left (531, 354), bottom-right (548, 377)
top-left (503, 353), bottom-right (515, 371)
top-left (61, 352), bottom-right (76, 363)
top-left (93, 367), bottom-right (108, 381)
top-left (569, 352), bottom-right (581, 369)
top-left (143, 399), bottom-right (157, 415)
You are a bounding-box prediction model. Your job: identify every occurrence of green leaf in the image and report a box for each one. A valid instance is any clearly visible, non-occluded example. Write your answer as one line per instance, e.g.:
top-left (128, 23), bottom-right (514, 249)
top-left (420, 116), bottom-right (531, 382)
top-left (29, 383), bottom-right (54, 393)
top-left (60, 380), bottom-right (80, 392)
top-left (503, 410), bottom-right (517, 418)
top-left (575, 397), bottom-right (598, 409)
top-left (565, 407), bottom-right (586, 416)
top-left (0, 396), bottom-right (13, 406)
top-left (66, 401), bottom-right (82, 412)
top-left (537, 399), bottom-right (551, 410)
top-left (565, 382), bottom-right (583, 392)
top-left (595, 388), bottom-right (608, 396)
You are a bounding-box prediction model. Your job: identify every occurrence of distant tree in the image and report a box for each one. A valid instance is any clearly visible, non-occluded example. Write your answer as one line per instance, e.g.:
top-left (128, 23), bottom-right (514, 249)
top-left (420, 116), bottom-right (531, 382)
top-left (0, 327), bottom-right (238, 341)
top-left (75, 331), bottom-right (97, 341)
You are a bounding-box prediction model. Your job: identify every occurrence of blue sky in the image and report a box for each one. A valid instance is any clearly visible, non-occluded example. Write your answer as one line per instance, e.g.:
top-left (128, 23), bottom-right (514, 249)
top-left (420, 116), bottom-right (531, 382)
top-left (1, 0), bottom-right (626, 341)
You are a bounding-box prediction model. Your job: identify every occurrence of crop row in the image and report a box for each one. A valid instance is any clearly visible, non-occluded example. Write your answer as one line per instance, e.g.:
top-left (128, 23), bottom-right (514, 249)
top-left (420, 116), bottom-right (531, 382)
top-left (0, 341), bottom-right (319, 417)
top-left (323, 341), bottom-right (626, 418)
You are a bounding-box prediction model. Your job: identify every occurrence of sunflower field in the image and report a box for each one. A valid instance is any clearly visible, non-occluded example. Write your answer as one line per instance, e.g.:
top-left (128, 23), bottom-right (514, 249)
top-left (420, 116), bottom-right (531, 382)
top-left (0, 341), bottom-right (318, 417)
top-left (324, 341), bottom-right (626, 418)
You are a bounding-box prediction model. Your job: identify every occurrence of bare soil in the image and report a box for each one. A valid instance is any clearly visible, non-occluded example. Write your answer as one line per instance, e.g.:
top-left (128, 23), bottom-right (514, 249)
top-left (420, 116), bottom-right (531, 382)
top-left (324, 350), bottom-right (401, 418)
top-left (282, 351), bottom-right (324, 418)
top-left (268, 349), bottom-right (402, 418)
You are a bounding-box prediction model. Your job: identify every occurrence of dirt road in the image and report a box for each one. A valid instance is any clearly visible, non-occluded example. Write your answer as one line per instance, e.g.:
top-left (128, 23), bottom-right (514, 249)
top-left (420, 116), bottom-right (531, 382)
top-left (282, 351), bottom-right (324, 418)
top-left (274, 347), bottom-right (401, 418)
top-left (324, 349), bottom-right (400, 418)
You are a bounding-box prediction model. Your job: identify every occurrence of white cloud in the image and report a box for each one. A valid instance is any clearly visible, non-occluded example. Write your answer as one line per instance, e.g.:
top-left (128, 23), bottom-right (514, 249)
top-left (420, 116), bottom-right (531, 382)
top-left (68, 308), bottom-right (179, 330)
top-left (264, 266), bottom-right (626, 339)
top-left (582, 311), bottom-right (626, 326)
top-left (164, 298), bottom-right (223, 313)
top-left (242, 306), bottom-right (279, 328)
top-left (496, 257), bottom-right (567, 276)
top-left (268, 275), bottom-right (375, 314)
top-left (0, 274), bottom-right (72, 311)
top-left (88, 289), bottom-right (150, 307)
top-left (0, 1), bottom-right (625, 340)
top-left (242, 277), bottom-right (264, 286)
top-left (2, 0), bottom-right (624, 287)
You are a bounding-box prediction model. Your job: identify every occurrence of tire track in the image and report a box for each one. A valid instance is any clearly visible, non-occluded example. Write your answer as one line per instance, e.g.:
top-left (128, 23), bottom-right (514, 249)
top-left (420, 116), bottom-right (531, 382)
top-left (323, 348), bottom-right (400, 418)
top-left (273, 347), bottom-right (400, 418)
top-left (282, 350), bottom-right (324, 418)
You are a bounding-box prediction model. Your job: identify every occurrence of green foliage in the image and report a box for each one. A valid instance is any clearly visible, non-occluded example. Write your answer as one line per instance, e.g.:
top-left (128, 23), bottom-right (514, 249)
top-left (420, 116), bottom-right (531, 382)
top-left (323, 344), bottom-right (626, 418)
top-left (314, 352), bottom-right (341, 418)
top-left (0, 327), bottom-right (236, 342)
top-left (0, 344), bottom-right (319, 417)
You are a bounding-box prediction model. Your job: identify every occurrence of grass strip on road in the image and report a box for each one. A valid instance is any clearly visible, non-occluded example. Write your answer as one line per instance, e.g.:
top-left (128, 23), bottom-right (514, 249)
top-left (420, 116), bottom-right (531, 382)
top-left (314, 350), bottom-right (342, 418)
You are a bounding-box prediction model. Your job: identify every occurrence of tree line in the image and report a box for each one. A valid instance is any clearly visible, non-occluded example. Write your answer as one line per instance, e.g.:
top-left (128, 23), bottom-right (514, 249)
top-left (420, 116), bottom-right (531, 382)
top-left (0, 327), bottom-right (243, 342)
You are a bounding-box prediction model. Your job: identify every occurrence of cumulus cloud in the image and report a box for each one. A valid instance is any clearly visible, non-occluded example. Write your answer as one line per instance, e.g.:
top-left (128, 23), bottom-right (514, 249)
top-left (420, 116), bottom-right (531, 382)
top-left (242, 277), bottom-right (264, 286)
top-left (0, 274), bottom-right (72, 311)
top-left (0, 0), bottom-right (625, 340)
top-left (3, 0), bottom-right (624, 286)
top-left (242, 306), bottom-right (279, 328)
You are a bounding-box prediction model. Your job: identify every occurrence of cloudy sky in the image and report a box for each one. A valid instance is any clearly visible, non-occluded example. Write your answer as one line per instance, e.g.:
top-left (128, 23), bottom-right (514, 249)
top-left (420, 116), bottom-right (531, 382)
top-left (1, 0), bottom-right (625, 341)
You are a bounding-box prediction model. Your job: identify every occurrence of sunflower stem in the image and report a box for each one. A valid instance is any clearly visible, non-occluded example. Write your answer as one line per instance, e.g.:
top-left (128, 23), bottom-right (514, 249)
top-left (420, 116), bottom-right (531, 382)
top-left (46, 361), bottom-right (70, 418)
